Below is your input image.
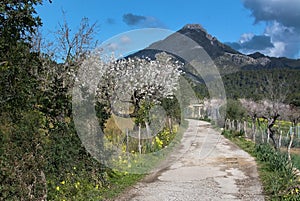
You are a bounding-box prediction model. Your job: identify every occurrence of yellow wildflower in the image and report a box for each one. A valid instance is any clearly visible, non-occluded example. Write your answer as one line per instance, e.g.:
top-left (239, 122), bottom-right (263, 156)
top-left (49, 122), bottom-right (54, 129)
top-left (75, 182), bottom-right (80, 188)
top-left (56, 186), bottom-right (60, 191)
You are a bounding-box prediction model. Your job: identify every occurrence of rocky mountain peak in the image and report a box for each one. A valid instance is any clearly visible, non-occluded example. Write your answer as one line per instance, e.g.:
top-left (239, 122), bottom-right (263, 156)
top-left (183, 24), bottom-right (207, 32)
top-left (181, 24), bottom-right (214, 41)
top-left (177, 24), bottom-right (239, 59)
top-left (129, 24), bottom-right (300, 74)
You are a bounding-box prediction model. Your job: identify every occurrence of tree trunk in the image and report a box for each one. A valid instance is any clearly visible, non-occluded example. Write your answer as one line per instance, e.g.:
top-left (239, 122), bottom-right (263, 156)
top-left (269, 129), bottom-right (278, 149)
top-left (266, 115), bottom-right (280, 149)
top-left (145, 121), bottom-right (151, 138)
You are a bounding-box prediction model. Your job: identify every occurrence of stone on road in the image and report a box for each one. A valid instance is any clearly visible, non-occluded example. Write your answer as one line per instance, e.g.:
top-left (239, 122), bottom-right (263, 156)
top-left (116, 119), bottom-right (264, 201)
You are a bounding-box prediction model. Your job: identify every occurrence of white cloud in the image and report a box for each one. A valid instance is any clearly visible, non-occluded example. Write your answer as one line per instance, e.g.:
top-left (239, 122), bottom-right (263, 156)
top-left (264, 21), bottom-right (300, 58)
top-left (239, 33), bottom-right (254, 44)
top-left (237, 0), bottom-right (300, 58)
top-left (267, 41), bottom-right (286, 57)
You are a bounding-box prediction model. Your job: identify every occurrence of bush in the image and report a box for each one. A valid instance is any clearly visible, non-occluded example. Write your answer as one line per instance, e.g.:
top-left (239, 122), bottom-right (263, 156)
top-left (255, 143), bottom-right (300, 200)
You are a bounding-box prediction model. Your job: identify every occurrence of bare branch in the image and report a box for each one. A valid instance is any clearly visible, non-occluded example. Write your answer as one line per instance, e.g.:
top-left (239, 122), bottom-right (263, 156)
top-left (53, 11), bottom-right (99, 65)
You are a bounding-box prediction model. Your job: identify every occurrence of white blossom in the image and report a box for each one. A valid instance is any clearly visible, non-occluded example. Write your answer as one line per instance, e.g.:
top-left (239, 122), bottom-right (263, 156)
top-left (78, 51), bottom-right (183, 115)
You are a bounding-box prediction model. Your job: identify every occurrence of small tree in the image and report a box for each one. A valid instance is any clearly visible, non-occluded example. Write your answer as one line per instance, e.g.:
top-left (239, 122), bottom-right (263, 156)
top-left (94, 52), bottom-right (183, 118)
top-left (240, 99), bottom-right (262, 141)
top-left (258, 99), bottom-right (289, 149)
top-left (285, 105), bottom-right (300, 160)
top-left (257, 75), bottom-right (290, 148)
top-left (225, 99), bottom-right (246, 120)
top-left (54, 13), bottom-right (99, 65)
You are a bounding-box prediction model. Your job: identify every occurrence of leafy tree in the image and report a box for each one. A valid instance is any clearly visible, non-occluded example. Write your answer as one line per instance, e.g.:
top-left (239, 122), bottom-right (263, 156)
top-left (0, 0), bottom-right (47, 115)
top-left (0, 0), bottom-right (42, 52)
top-left (223, 99), bottom-right (246, 120)
top-left (0, 2), bottom-right (47, 199)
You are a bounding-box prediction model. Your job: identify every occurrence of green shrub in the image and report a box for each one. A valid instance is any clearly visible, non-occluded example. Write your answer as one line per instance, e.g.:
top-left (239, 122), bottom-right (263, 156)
top-left (254, 143), bottom-right (300, 200)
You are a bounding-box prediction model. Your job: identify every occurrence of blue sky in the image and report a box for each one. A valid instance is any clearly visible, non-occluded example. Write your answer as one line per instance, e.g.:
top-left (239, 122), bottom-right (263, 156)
top-left (36, 0), bottom-right (300, 59)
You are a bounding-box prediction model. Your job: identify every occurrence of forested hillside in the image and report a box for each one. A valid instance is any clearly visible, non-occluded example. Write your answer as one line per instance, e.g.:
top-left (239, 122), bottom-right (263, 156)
top-left (222, 69), bottom-right (300, 105)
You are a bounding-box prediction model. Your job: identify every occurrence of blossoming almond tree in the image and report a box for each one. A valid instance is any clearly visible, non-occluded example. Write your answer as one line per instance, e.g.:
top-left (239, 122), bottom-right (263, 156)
top-left (240, 98), bottom-right (289, 148)
top-left (101, 52), bottom-right (183, 119)
top-left (77, 51), bottom-right (183, 140)
top-left (240, 98), bottom-right (262, 141)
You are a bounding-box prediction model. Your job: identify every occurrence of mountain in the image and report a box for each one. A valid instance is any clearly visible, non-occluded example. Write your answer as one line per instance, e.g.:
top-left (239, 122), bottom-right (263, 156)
top-left (130, 24), bottom-right (300, 75)
top-left (129, 24), bottom-right (300, 105)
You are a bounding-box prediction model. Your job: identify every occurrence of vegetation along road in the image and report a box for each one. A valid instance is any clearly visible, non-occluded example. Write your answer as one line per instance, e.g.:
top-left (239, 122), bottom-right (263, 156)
top-left (116, 119), bottom-right (264, 201)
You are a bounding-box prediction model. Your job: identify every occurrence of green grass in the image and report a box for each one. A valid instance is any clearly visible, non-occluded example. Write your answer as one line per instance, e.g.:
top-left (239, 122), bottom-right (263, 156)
top-left (222, 130), bottom-right (256, 156)
top-left (291, 154), bottom-right (300, 170)
top-left (101, 172), bottom-right (144, 199)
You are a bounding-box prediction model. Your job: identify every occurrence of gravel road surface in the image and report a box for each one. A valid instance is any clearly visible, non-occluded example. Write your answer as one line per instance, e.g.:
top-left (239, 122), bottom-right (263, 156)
top-left (116, 119), bottom-right (264, 201)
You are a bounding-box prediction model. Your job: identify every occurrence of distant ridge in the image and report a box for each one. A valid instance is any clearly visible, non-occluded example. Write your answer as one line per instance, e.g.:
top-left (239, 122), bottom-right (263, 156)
top-left (130, 24), bottom-right (300, 74)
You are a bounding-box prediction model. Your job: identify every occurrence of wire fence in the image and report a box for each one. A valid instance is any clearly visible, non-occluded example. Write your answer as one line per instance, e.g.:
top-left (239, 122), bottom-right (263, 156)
top-left (225, 119), bottom-right (300, 149)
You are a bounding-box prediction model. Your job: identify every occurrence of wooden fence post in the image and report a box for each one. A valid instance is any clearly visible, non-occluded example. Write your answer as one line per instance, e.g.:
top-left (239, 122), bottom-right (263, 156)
top-left (237, 121), bottom-right (241, 133)
top-left (288, 128), bottom-right (294, 161)
top-left (138, 124), bottom-right (141, 154)
top-left (126, 128), bottom-right (129, 155)
top-left (278, 130), bottom-right (282, 149)
top-left (244, 121), bottom-right (247, 138)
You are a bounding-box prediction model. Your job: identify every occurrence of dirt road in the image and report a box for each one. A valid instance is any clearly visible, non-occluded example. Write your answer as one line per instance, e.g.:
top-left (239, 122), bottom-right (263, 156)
top-left (116, 119), bottom-right (264, 201)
